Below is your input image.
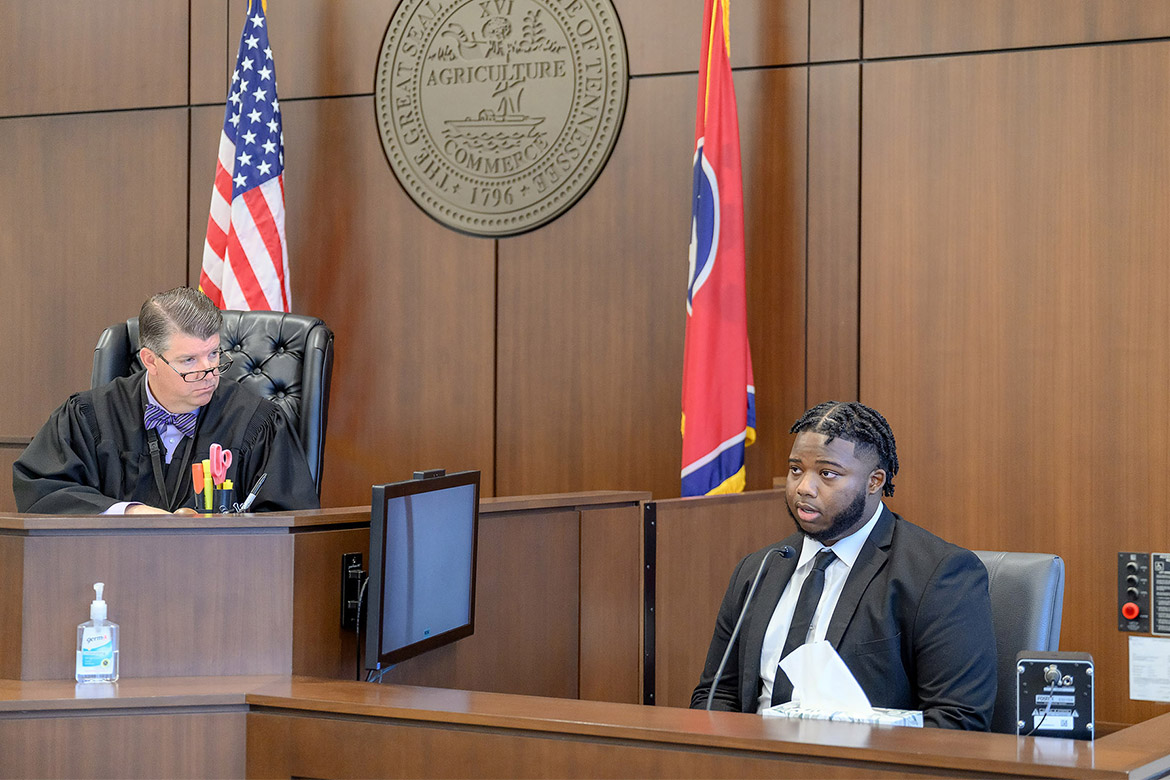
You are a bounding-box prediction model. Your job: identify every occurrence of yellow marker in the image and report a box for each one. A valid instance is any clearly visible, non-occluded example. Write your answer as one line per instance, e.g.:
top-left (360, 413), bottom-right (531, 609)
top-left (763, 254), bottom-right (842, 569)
top-left (202, 459), bottom-right (213, 511)
top-left (223, 480), bottom-right (233, 491)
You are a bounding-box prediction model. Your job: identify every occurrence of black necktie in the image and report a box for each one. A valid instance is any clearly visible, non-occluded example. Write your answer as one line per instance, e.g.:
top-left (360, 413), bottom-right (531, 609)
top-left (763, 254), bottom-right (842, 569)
top-left (771, 548), bottom-right (837, 705)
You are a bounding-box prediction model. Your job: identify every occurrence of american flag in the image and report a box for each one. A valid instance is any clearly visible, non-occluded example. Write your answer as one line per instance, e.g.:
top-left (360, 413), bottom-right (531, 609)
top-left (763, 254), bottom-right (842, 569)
top-left (200, 0), bottom-right (291, 312)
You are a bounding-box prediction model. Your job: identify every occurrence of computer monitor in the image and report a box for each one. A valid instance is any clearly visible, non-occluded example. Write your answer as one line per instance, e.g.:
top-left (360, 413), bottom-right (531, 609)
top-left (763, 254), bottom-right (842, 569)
top-left (365, 470), bottom-right (480, 671)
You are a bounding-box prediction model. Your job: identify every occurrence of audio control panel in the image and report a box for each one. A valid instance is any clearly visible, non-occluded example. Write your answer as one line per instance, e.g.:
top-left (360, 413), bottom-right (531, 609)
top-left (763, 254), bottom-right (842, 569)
top-left (1118, 552), bottom-right (1150, 632)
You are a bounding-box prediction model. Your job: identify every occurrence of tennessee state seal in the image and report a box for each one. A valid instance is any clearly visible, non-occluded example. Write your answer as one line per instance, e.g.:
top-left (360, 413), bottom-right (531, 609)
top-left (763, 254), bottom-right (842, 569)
top-left (375, 0), bottom-right (628, 236)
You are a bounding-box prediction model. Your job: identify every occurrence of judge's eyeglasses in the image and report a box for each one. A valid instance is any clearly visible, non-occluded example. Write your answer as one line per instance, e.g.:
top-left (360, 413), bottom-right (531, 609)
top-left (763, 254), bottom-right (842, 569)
top-left (156, 350), bottom-right (234, 383)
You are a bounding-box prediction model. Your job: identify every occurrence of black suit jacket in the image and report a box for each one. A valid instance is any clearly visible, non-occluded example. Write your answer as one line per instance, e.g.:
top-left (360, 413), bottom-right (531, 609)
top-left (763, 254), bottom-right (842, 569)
top-left (690, 506), bottom-right (997, 730)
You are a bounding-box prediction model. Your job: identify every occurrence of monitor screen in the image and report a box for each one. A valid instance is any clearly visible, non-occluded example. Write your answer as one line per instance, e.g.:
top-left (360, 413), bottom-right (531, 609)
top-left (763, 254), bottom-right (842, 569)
top-left (365, 470), bottom-right (480, 671)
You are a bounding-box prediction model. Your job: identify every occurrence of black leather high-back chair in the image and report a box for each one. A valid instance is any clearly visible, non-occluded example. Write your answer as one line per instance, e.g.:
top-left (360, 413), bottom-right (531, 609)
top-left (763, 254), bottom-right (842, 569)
top-left (91, 310), bottom-right (334, 497)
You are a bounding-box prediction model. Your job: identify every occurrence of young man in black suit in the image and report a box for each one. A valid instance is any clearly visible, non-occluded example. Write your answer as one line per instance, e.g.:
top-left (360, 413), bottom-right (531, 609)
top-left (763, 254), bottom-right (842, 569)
top-left (691, 401), bottom-right (997, 729)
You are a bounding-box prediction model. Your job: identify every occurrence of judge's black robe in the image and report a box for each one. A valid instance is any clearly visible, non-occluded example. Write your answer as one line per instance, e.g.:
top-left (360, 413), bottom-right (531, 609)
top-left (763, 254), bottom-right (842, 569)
top-left (13, 374), bottom-right (320, 514)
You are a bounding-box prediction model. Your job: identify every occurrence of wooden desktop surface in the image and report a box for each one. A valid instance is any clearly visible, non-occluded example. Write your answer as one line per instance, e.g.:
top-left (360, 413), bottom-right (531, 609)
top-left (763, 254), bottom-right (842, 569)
top-left (0, 504), bottom-right (371, 530)
top-left (0, 491), bottom-right (644, 531)
top-left (245, 679), bottom-right (1170, 779)
top-left (3, 676), bottom-right (1169, 779)
top-left (0, 676), bottom-right (261, 779)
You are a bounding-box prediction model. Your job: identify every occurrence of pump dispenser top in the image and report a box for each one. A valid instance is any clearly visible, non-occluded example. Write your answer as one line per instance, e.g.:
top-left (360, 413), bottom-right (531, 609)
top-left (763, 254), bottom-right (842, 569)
top-left (90, 582), bottom-right (108, 621)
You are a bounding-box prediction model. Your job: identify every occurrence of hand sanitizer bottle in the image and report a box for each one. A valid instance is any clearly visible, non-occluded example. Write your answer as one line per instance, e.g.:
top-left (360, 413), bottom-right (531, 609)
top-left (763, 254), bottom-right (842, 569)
top-left (76, 582), bottom-right (119, 683)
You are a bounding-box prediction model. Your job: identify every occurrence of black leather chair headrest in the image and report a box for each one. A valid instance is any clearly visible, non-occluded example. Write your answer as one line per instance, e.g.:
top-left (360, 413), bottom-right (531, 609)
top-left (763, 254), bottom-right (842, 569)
top-left (91, 310), bottom-right (333, 496)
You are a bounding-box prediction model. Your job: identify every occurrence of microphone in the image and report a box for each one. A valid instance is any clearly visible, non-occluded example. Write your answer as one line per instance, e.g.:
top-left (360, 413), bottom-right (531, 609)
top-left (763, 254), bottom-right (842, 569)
top-left (705, 544), bottom-right (795, 711)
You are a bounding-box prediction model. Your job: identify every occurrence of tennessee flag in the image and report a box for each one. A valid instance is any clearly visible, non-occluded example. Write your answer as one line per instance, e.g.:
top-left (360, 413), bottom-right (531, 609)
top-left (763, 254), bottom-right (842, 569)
top-left (200, 0), bottom-right (291, 312)
top-left (681, 0), bottom-right (756, 497)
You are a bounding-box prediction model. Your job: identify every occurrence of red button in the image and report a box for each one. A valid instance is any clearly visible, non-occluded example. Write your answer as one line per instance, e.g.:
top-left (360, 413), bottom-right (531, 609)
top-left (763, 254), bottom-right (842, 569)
top-left (1122, 602), bottom-right (1140, 620)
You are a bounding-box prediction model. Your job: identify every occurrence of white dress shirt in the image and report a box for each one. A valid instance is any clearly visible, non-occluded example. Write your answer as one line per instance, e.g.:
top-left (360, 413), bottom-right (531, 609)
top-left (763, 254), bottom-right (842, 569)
top-left (755, 502), bottom-right (884, 711)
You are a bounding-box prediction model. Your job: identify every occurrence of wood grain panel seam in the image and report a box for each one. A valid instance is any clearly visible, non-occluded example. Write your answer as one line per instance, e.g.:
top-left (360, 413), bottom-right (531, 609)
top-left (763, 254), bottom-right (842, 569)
top-left (0, 92), bottom-right (383, 124)
top-left (807, 58), bottom-right (865, 67)
top-left (861, 35), bottom-right (1170, 64)
top-left (492, 236), bottom-right (500, 499)
top-left (1, 703), bottom-right (248, 720)
top-left (802, 51), bottom-right (811, 407)
top-left (854, 57), bottom-right (863, 402)
top-left (0, 104), bottom-right (195, 123)
top-left (628, 61), bottom-right (819, 80)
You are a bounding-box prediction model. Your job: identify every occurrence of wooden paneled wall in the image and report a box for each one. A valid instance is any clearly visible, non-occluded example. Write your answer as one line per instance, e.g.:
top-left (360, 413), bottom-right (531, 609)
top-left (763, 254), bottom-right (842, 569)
top-left (858, 0), bottom-right (1170, 729)
top-left (3, 0), bottom-right (1170, 726)
top-left (0, 0), bottom-right (816, 511)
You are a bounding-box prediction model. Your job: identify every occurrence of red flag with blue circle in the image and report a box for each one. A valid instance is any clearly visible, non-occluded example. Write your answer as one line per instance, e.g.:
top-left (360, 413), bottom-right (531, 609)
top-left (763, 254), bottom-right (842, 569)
top-left (681, 0), bottom-right (756, 497)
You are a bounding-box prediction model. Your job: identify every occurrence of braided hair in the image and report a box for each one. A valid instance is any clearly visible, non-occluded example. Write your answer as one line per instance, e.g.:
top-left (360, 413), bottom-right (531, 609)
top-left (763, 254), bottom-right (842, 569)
top-left (789, 401), bottom-right (898, 496)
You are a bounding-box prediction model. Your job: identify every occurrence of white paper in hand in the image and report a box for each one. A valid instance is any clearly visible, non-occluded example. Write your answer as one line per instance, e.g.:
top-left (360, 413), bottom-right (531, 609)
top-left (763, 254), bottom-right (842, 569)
top-left (779, 640), bottom-right (873, 715)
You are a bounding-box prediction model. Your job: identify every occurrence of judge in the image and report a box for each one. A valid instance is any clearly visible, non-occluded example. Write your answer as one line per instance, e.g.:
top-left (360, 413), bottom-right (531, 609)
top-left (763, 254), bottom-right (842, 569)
top-left (13, 287), bottom-right (320, 515)
top-left (691, 401), bottom-right (996, 729)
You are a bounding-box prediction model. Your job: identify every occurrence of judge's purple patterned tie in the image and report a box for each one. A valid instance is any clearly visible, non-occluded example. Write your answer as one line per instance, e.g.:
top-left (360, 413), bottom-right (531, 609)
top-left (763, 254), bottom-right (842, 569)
top-left (144, 404), bottom-right (198, 438)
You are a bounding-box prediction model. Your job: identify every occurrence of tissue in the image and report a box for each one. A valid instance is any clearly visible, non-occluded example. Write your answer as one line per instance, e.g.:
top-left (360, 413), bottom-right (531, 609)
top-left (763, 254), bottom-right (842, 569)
top-left (762, 640), bottom-right (923, 727)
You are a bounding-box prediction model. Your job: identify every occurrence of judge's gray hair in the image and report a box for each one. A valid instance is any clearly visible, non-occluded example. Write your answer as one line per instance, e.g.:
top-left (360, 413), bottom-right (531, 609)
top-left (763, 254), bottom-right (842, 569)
top-left (139, 287), bottom-right (223, 355)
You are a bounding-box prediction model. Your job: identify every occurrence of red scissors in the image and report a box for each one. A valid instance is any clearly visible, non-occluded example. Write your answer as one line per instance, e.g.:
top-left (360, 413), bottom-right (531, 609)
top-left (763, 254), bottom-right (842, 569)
top-left (209, 443), bottom-right (232, 487)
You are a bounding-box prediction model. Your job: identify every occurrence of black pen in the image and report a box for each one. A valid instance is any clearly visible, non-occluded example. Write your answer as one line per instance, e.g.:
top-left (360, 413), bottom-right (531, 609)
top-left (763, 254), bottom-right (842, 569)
top-left (238, 472), bottom-right (268, 512)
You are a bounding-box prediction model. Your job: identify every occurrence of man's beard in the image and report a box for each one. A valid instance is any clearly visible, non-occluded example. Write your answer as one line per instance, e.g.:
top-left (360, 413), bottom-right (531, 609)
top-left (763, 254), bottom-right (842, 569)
top-left (787, 486), bottom-right (869, 544)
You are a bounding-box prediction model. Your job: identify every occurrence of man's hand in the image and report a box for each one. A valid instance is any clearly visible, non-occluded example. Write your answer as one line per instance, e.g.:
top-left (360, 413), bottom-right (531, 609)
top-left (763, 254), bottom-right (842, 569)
top-left (125, 503), bottom-right (193, 515)
top-left (125, 503), bottom-right (167, 514)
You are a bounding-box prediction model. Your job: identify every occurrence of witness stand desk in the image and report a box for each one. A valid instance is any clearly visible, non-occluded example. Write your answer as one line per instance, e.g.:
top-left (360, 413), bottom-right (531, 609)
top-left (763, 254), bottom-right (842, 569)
top-left (2, 676), bottom-right (1169, 779)
top-left (0, 491), bottom-right (646, 703)
top-left (643, 490), bottom-right (784, 707)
